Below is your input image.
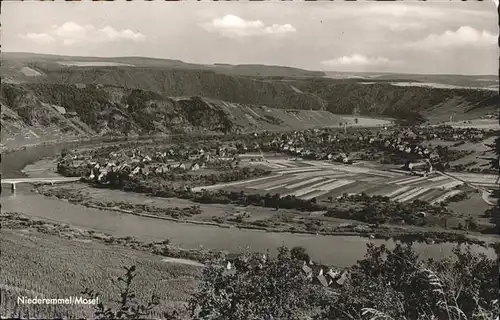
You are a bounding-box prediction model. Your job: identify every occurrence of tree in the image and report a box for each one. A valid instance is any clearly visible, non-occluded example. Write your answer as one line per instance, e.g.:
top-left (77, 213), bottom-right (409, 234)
top-left (60, 148), bottom-right (70, 159)
top-left (188, 247), bottom-right (325, 320)
top-left (316, 243), bottom-right (499, 320)
top-left (290, 246), bottom-right (310, 262)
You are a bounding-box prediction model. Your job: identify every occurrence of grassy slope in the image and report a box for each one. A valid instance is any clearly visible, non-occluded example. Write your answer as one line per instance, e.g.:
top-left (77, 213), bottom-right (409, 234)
top-left (0, 228), bottom-right (199, 318)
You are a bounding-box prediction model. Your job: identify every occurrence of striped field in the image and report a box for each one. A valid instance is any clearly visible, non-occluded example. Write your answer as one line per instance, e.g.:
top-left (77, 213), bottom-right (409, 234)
top-left (193, 160), bottom-right (498, 204)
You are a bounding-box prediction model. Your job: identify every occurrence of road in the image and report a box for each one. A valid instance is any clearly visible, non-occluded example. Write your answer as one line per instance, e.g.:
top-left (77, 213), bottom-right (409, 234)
top-left (435, 171), bottom-right (498, 206)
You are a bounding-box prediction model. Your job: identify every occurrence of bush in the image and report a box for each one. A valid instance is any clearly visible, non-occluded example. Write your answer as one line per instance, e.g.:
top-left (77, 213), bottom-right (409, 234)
top-left (188, 247), bottom-right (324, 320)
top-left (82, 266), bottom-right (179, 320)
top-left (181, 243), bottom-right (499, 320)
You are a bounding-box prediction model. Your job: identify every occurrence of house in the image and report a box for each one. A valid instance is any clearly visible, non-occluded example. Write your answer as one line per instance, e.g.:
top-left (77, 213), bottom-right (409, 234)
top-left (406, 160), bottom-right (432, 173)
top-left (335, 271), bottom-right (349, 287)
top-left (202, 154), bottom-right (212, 162)
top-left (313, 268), bottom-right (329, 287)
top-left (98, 170), bottom-right (108, 182)
top-left (326, 269), bottom-right (340, 281)
top-left (131, 166), bottom-right (141, 175)
top-left (191, 163), bottom-right (200, 171)
top-left (154, 166), bottom-right (163, 174)
top-left (302, 262), bottom-right (313, 278)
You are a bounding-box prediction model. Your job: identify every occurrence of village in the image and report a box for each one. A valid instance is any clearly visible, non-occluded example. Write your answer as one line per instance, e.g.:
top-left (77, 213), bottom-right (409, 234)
top-left (47, 123), bottom-right (498, 239)
top-left (57, 123), bottom-right (497, 187)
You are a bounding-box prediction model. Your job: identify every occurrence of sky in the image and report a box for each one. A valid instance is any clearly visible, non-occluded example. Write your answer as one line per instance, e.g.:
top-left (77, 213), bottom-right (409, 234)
top-left (3, 1), bottom-right (499, 75)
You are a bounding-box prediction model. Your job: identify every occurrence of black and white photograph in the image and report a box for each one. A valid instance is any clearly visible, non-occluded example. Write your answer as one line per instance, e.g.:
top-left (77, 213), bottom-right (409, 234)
top-left (1, 1), bottom-right (499, 319)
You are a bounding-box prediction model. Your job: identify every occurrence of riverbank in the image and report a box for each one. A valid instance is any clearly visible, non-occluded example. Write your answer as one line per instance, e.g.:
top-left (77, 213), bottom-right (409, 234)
top-left (33, 182), bottom-right (495, 247)
top-left (0, 212), bottom-right (202, 318)
top-left (1, 211), bottom-right (216, 263)
top-left (3, 136), bottom-right (499, 267)
top-left (4, 185), bottom-right (497, 266)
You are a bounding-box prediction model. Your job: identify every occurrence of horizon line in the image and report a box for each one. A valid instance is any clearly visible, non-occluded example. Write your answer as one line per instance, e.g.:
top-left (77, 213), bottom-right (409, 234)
top-left (3, 51), bottom-right (498, 78)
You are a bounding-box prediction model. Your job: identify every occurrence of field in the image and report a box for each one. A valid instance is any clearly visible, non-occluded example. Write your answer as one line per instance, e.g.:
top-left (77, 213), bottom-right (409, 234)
top-left (422, 136), bottom-right (497, 173)
top-left (193, 159), bottom-right (498, 207)
top-left (0, 228), bottom-right (200, 319)
top-left (435, 120), bottom-right (499, 130)
top-left (35, 182), bottom-right (300, 224)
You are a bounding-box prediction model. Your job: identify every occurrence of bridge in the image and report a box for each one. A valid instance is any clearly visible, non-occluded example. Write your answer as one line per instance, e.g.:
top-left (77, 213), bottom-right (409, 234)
top-left (1, 177), bottom-right (81, 191)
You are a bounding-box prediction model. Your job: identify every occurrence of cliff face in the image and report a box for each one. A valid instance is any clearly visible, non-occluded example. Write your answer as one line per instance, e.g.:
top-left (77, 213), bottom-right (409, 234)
top-left (1, 54), bottom-right (498, 149)
top-left (2, 62), bottom-right (326, 111)
top-left (4, 61), bottom-right (498, 123)
top-left (287, 79), bottom-right (499, 121)
top-left (0, 83), bottom-right (346, 149)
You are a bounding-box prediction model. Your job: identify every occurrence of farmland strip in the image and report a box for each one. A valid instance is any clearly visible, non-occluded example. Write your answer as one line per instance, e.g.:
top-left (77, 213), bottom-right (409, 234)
top-left (429, 176), bottom-right (448, 182)
top-left (399, 188), bottom-right (430, 202)
top-left (393, 187), bottom-right (424, 202)
top-left (192, 174), bottom-right (280, 192)
top-left (388, 176), bottom-right (422, 184)
top-left (384, 186), bottom-right (411, 198)
top-left (264, 184), bottom-right (289, 191)
top-left (274, 168), bottom-right (320, 175)
top-left (318, 180), bottom-right (355, 191)
top-left (285, 179), bottom-right (337, 197)
top-left (250, 175), bottom-right (306, 189)
top-left (301, 189), bottom-right (332, 200)
top-left (396, 176), bottom-right (429, 185)
top-left (286, 177), bottom-right (326, 189)
top-left (438, 181), bottom-right (464, 190)
top-left (430, 190), bottom-right (462, 204)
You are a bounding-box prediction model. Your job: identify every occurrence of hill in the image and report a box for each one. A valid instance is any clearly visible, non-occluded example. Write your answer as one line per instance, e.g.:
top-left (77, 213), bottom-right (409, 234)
top-left (2, 54), bottom-right (498, 121)
top-left (2, 52), bottom-right (325, 78)
top-left (1, 53), bottom-right (498, 148)
top-left (286, 79), bottom-right (499, 122)
top-left (325, 71), bottom-right (499, 89)
top-left (0, 83), bottom-right (348, 149)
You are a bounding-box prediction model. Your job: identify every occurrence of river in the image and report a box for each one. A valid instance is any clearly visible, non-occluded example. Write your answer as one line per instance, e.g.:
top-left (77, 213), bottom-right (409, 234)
top-left (1, 144), bottom-right (497, 266)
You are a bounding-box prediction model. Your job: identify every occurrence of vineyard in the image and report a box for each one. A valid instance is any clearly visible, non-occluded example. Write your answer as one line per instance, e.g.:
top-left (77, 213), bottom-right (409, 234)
top-left (0, 229), bottom-right (200, 319)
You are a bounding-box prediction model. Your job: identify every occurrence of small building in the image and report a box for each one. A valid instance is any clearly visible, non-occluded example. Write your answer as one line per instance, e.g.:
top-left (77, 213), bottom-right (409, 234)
top-left (131, 166), bottom-right (141, 175)
top-left (335, 271), bottom-right (349, 286)
top-left (302, 262), bottom-right (313, 278)
top-left (313, 268), bottom-right (329, 287)
top-left (191, 163), bottom-right (200, 171)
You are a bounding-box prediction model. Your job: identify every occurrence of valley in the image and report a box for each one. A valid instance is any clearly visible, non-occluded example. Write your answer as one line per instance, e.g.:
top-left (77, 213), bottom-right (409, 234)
top-left (1, 52), bottom-right (498, 320)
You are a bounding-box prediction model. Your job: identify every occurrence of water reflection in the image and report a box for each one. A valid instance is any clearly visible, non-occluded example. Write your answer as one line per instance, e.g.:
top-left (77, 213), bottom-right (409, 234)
top-left (2, 185), bottom-right (495, 267)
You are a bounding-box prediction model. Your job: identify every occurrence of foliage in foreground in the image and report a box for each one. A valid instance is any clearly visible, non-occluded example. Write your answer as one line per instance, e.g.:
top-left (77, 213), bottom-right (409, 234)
top-left (81, 266), bottom-right (178, 320)
top-left (86, 244), bottom-right (498, 320)
top-left (187, 247), bottom-right (323, 320)
top-left (318, 244), bottom-right (499, 320)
